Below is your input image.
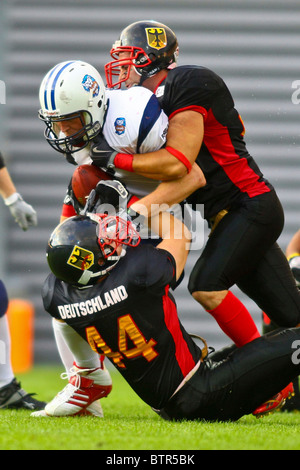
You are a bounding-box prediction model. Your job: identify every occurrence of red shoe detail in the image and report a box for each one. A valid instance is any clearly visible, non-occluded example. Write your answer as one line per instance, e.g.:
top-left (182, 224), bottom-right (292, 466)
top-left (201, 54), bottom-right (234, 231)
top-left (253, 382), bottom-right (295, 418)
top-left (68, 374), bottom-right (112, 403)
top-left (99, 355), bottom-right (106, 367)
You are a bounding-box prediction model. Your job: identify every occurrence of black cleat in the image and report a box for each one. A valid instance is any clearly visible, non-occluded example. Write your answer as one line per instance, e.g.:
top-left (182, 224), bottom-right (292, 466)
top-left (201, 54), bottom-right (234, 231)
top-left (281, 378), bottom-right (300, 412)
top-left (0, 378), bottom-right (46, 410)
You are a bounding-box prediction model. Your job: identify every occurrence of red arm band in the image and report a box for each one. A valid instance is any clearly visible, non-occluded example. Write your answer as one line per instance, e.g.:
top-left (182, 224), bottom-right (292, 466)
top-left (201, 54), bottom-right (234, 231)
top-left (114, 148), bottom-right (192, 174)
top-left (165, 146), bottom-right (192, 173)
top-left (127, 195), bottom-right (140, 207)
top-left (113, 153), bottom-right (134, 172)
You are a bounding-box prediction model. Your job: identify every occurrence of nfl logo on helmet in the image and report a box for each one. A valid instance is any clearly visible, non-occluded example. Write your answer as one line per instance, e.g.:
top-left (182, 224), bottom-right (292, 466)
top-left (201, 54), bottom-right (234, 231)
top-left (82, 74), bottom-right (100, 97)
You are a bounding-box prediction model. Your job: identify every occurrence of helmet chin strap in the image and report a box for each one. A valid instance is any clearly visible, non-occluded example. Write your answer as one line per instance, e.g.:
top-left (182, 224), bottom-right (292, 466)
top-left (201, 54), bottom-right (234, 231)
top-left (132, 63), bottom-right (152, 87)
top-left (138, 72), bottom-right (149, 86)
top-left (133, 48), bottom-right (178, 88)
top-left (137, 65), bottom-right (167, 87)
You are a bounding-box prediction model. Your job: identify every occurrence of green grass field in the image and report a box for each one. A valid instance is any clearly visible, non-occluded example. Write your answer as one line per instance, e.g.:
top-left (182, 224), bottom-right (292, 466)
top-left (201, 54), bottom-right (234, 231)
top-left (1, 365), bottom-right (300, 451)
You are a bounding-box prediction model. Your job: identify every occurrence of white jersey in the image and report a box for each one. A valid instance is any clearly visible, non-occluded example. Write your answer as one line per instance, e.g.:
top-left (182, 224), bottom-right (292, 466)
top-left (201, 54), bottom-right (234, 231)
top-left (71, 86), bottom-right (168, 198)
top-left (104, 87), bottom-right (168, 154)
top-left (68, 86), bottom-right (190, 232)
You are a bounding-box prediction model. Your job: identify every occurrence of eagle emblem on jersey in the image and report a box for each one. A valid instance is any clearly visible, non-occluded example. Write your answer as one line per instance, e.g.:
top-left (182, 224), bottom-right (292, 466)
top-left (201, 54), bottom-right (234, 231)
top-left (114, 117), bottom-right (126, 135)
top-left (145, 27), bottom-right (167, 50)
top-left (67, 245), bottom-right (94, 271)
top-left (82, 74), bottom-right (99, 98)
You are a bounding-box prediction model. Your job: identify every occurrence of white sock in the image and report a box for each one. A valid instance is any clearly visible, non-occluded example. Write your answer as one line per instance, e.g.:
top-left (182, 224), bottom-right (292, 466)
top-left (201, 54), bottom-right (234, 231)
top-left (52, 318), bottom-right (74, 373)
top-left (0, 315), bottom-right (14, 388)
top-left (52, 319), bottom-right (101, 370)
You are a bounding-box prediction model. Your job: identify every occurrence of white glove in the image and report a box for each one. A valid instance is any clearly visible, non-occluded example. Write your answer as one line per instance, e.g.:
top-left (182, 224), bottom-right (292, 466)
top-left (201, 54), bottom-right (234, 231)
top-left (4, 192), bottom-right (37, 231)
top-left (288, 254), bottom-right (300, 287)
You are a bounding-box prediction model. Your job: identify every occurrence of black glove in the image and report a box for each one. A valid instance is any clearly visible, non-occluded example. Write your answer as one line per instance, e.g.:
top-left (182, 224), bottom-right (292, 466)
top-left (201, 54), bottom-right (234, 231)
top-left (90, 137), bottom-right (118, 170)
top-left (95, 180), bottom-right (129, 213)
top-left (82, 179), bottom-right (130, 216)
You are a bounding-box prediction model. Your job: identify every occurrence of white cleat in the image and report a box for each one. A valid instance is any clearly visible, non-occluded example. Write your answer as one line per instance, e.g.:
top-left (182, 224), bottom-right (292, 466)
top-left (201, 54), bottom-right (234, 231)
top-left (31, 400), bottom-right (103, 418)
top-left (31, 362), bottom-right (112, 418)
top-left (31, 410), bottom-right (48, 417)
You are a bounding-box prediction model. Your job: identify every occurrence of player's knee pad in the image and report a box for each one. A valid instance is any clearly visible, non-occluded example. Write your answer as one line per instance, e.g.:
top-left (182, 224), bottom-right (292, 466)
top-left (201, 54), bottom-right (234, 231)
top-left (0, 280), bottom-right (9, 318)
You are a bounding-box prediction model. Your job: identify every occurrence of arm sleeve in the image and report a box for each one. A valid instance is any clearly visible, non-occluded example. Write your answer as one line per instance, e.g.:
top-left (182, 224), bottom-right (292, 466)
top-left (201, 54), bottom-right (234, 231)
top-left (148, 248), bottom-right (177, 292)
top-left (61, 202), bottom-right (77, 218)
top-left (131, 245), bottom-right (177, 294)
top-left (163, 67), bottom-right (221, 118)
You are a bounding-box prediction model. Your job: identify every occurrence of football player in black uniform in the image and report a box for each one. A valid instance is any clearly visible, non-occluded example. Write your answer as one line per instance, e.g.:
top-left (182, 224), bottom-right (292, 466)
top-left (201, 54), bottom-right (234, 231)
top-left (33, 181), bottom-right (300, 421)
top-left (92, 20), bottom-right (300, 414)
top-left (262, 229), bottom-right (300, 411)
top-left (0, 152), bottom-right (45, 410)
top-left (37, 60), bottom-right (206, 394)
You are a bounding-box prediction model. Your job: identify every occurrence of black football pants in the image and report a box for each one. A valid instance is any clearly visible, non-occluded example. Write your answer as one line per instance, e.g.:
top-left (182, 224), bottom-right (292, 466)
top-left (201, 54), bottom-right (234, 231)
top-left (188, 190), bottom-right (300, 327)
top-left (158, 327), bottom-right (300, 421)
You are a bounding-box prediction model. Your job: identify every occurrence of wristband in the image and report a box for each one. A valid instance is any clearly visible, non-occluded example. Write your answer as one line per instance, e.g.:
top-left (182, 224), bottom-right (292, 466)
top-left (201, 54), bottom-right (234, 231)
top-left (61, 203), bottom-right (77, 218)
top-left (4, 192), bottom-right (21, 206)
top-left (127, 195), bottom-right (140, 207)
top-left (113, 153), bottom-right (134, 172)
top-left (165, 146), bottom-right (192, 173)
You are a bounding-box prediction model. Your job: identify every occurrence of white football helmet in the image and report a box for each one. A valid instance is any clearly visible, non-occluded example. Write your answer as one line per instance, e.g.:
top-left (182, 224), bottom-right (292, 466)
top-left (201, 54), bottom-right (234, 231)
top-left (39, 60), bottom-right (107, 153)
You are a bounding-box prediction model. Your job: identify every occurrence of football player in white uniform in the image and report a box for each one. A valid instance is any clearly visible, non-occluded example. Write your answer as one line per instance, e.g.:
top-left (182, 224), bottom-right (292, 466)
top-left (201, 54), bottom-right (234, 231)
top-left (39, 60), bottom-right (169, 204)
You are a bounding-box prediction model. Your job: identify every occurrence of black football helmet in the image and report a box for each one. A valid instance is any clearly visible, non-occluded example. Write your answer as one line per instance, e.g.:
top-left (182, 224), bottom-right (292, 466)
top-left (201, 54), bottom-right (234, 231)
top-left (47, 214), bottom-right (140, 286)
top-left (105, 20), bottom-right (178, 88)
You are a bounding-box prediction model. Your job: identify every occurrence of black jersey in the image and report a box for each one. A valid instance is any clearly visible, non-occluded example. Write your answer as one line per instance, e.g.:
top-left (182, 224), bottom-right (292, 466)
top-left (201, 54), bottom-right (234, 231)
top-left (42, 244), bottom-right (201, 409)
top-left (155, 66), bottom-right (273, 219)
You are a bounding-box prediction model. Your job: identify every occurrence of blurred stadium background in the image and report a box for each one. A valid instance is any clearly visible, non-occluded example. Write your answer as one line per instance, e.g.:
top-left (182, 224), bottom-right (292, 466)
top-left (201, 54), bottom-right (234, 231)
top-left (0, 0), bottom-right (300, 364)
